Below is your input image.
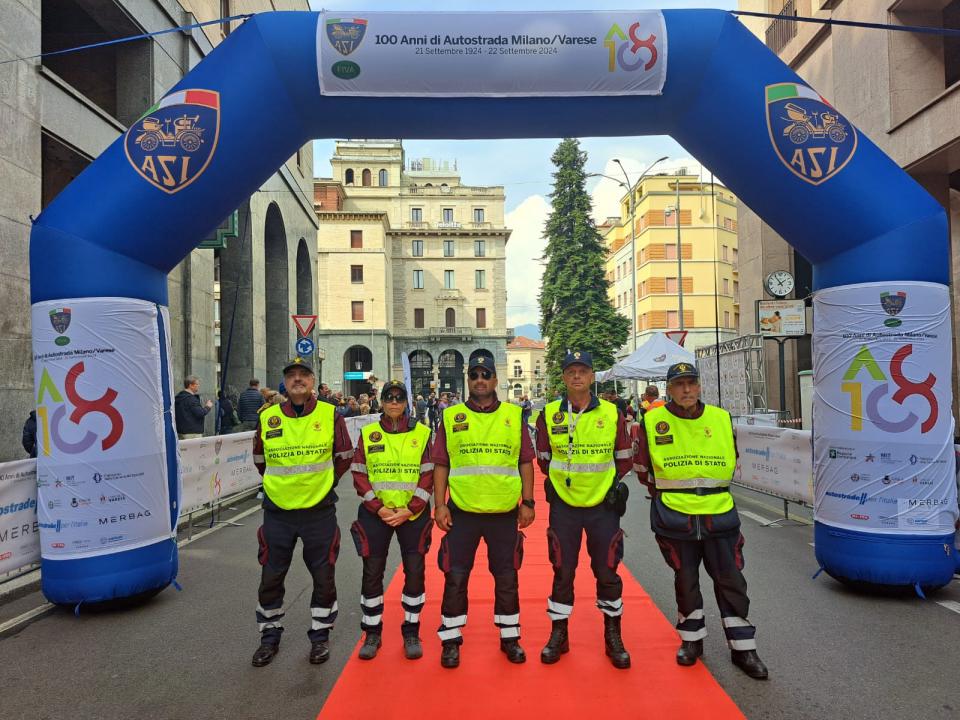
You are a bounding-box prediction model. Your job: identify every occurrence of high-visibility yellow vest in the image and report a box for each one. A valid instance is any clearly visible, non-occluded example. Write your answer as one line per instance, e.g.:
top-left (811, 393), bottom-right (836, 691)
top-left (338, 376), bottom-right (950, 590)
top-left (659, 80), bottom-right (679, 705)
top-left (444, 402), bottom-right (522, 513)
top-left (544, 398), bottom-right (619, 507)
top-left (644, 404), bottom-right (736, 515)
top-left (361, 420), bottom-right (432, 520)
top-left (259, 402), bottom-right (336, 510)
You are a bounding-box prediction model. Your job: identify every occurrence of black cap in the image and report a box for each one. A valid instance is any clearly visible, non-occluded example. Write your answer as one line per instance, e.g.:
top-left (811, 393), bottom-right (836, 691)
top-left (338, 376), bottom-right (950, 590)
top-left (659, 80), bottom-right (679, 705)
top-left (467, 350), bottom-right (496, 373)
top-left (561, 350), bottom-right (593, 370)
top-left (666, 362), bottom-right (699, 382)
top-left (380, 380), bottom-right (409, 400)
top-left (282, 357), bottom-right (314, 376)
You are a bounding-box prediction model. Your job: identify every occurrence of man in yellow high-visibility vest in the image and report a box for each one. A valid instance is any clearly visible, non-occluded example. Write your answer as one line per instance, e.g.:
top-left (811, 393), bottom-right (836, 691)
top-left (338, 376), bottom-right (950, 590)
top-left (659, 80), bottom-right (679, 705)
top-left (634, 362), bottom-right (768, 680)
top-left (432, 350), bottom-right (536, 668)
top-left (250, 357), bottom-right (354, 668)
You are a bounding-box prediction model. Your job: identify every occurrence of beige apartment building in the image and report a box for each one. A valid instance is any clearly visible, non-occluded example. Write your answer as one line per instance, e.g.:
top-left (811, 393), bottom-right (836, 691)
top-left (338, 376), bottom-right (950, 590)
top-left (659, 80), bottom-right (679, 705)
top-left (737, 0), bottom-right (960, 416)
top-left (314, 140), bottom-right (511, 399)
top-left (506, 336), bottom-right (547, 400)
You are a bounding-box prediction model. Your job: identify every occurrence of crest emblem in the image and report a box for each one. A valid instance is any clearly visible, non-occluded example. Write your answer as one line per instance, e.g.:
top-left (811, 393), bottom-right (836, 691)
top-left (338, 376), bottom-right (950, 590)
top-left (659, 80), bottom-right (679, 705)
top-left (704, 427), bottom-right (712, 438)
top-left (504, 418), bottom-right (512, 428)
top-left (766, 82), bottom-right (857, 186)
top-left (455, 412), bottom-right (467, 423)
top-left (49, 307), bottom-right (71, 334)
top-left (596, 419), bottom-right (605, 429)
top-left (655, 421), bottom-right (670, 435)
top-left (370, 431), bottom-right (382, 442)
top-left (124, 89), bottom-right (220, 194)
top-left (313, 421), bottom-right (322, 432)
top-left (553, 412), bottom-right (565, 423)
top-left (214, 438), bottom-right (223, 455)
top-left (410, 438), bottom-right (419, 448)
top-left (880, 291), bottom-right (906, 327)
top-left (326, 18), bottom-right (367, 56)
top-left (267, 416), bottom-right (281, 429)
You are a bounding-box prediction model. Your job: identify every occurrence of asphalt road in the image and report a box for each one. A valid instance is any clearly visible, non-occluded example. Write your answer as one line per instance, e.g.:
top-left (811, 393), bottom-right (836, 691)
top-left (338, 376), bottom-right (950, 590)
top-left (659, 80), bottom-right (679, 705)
top-left (1, 482), bottom-right (958, 720)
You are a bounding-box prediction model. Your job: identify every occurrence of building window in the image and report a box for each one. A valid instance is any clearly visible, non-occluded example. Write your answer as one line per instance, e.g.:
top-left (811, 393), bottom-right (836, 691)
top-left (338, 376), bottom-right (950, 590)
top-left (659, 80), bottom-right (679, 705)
top-left (414, 308), bottom-right (424, 328)
top-left (413, 269), bottom-right (424, 289)
top-left (723, 277), bottom-right (729, 294)
top-left (724, 310), bottom-right (731, 328)
top-left (443, 239), bottom-right (455, 257)
top-left (352, 301), bottom-right (364, 322)
top-left (362, 168), bottom-right (372, 186)
top-left (665, 244), bottom-right (677, 260)
top-left (666, 310), bottom-right (679, 328)
top-left (665, 277), bottom-right (678, 293)
top-left (345, 169), bottom-right (355, 185)
top-left (722, 245), bottom-right (729, 261)
top-left (616, 266), bottom-right (621, 281)
top-left (411, 207), bottom-right (422, 223)
top-left (350, 230), bottom-right (362, 248)
top-left (444, 270), bottom-right (455, 289)
top-left (378, 168), bottom-right (388, 186)
top-left (474, 240), bottom-right (486, 257)
top-left (351, 265), bottom-right (363, 283)
top-left (476, 308), bottom-right (487, 328)
top-left (473, 208), bottom-right (485, 223)
top-left (732, 247), bottom-right (738, 267)
top-left (475, 269), bottom-right (486, 289)
top-left (445, 308), bottom-right (456, 327)
top-left (443, 208), bottom-right (454, 223)
top-left (535, 363), bottom-right (541, 377)
top-left (514, 362), bottom-right (523, 378)
top-left (412, 239), bottom-right (423, 257)
top-left (945, 0), bottom-right (960, 86)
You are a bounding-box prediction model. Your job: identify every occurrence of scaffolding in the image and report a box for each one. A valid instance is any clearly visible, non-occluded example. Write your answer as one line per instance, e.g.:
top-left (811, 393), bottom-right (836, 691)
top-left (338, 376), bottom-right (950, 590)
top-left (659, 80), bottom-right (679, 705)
top-left (696, 334), bottom-right (767, 417)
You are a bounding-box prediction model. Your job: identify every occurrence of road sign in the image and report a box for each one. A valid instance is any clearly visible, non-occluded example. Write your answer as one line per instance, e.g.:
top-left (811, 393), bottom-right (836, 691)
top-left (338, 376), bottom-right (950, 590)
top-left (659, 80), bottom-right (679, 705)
top-left (292, 314), bottom-right (317, 336)
top-left (295, 337), bottom-right (315, 356)
top-left (665, 330), bottom-right (688, 347)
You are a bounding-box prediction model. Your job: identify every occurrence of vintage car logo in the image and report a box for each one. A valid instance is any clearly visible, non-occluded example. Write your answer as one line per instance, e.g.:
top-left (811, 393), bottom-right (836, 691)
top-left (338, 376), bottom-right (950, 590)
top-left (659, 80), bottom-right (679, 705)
top-left (655, 421), bottom-right (670, 435)
top-left (124, 89), bottom-right (220, 194)
top-left (326, 17), bottom-right (367, 56)
top-left (267, 416), bottom-right (281, 429)
top-left (766, 82), bottom-right (857, 186)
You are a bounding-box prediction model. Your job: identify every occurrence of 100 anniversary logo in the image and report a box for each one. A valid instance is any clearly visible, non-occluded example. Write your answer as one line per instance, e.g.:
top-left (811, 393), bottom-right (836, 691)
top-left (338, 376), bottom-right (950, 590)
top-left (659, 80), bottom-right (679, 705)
top-left (327, 17), bottom-right (367, 79)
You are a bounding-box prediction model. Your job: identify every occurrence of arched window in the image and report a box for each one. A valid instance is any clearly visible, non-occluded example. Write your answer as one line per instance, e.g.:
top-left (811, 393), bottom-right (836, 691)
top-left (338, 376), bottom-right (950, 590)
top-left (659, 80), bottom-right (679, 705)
top-left (362, 168), bottom-right (372, 186)
top-left (345, 168), bottom-right (354, 185)
top-left (513, 383), bottom-right (523, 398)
top-left (378, 169), bottom-right (388, 186)
top-left (445, 308), bottom-right (456, 327)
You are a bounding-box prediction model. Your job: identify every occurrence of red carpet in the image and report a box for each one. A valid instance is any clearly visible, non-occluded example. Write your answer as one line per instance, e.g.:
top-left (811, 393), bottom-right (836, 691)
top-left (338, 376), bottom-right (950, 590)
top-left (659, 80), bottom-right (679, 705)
top-left (320, 470), bottom-right (745, 719)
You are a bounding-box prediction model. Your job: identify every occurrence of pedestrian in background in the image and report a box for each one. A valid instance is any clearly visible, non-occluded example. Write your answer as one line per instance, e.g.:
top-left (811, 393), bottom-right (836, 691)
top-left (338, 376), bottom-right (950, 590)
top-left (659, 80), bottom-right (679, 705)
top-left (175, 375), bottom-right (213, 440)
top-left (219, 390), bottom-right (239, 434)
top-left (22, 411), bottom-right (37, 458)
top-left (238, 379), bottom-right (262, 431)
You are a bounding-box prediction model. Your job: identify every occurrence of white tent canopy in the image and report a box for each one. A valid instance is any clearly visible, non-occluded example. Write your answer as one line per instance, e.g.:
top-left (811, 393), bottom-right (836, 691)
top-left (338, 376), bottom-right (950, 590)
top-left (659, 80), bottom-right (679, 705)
top-left (595, 332), bottom-right (697, 382)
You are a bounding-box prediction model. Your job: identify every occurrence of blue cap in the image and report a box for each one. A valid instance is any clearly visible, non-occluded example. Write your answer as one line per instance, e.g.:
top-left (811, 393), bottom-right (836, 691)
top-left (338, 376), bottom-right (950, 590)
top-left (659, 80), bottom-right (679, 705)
top-left (562, 350), bottom-right (593, 370)
top-left (282, 357), bottom-right (314, 376)
top-left (468, 350), bottom-right (496, 373)
top-left (666, 362), bottom-right (699, 382)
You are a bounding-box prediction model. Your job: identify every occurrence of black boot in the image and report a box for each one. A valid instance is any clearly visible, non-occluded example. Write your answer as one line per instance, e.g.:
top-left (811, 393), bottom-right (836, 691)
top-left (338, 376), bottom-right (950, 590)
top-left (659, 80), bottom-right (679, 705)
top-left (309, 640), bottom-right (330, 665)
top-left (676, 639), bottom-right (703, 666)
top-left (358, 633), bottom-right (381, 660)
top-left (603, 615), bottom-right (631, 669)
top-left (732, 649), bottom-right (769, 680)
top-left (540, 619), bottom-right (569, 664)
top-left (251, 642), bottom-right (279, 667)
top-left (403, 635), bottom-right (423, 660)
top-left (500, 638), bottom-right (527, 664)
top-left (440, 641), bottom-right (460, 668)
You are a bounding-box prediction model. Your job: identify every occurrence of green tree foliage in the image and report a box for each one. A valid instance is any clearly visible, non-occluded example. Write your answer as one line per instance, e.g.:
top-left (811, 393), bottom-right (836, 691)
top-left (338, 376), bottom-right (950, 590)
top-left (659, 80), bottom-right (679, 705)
top-left (539, 139), bottom-right (630, 391)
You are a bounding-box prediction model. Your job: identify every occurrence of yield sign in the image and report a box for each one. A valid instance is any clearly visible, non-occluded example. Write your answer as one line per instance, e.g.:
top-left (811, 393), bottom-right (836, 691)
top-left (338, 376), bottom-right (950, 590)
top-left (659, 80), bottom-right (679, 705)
top-left (665, 330), bottom-right (688, 347)
top-left (292, 314), bottom-right (317, 337)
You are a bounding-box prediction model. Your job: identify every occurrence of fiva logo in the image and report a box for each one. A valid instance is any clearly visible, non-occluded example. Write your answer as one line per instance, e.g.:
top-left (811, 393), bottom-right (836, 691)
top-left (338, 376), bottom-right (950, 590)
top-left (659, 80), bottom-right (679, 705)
top-left (840, 344), bottom-right (937, 434)
top-left (36, 361), bottom-right (124, 455)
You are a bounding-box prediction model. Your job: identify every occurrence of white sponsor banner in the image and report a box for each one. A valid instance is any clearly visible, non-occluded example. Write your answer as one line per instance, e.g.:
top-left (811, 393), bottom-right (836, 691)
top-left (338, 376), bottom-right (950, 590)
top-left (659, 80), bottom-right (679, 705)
top-left (345, 414), bottom-right (381, 448)
top-left (32, 298), bottom-right (174, 560)
top-left (813, 282), bottom-right (957, 535)
top-left (180, 432), bottom-right (261, 515)
top-left (758, 299), bottom-right (806, 337)
top-left (318, 11), bottom-right (667, 97)
top-left (734, 426), bottom-right (813, 505)
top-left (0, 460), bottom-right (40, 574)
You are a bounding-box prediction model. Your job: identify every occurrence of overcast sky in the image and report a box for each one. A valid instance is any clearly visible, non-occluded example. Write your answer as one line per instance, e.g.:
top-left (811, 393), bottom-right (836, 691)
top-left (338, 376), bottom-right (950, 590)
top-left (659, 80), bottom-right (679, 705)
top-left (308, 0), bottom-right (738, 328)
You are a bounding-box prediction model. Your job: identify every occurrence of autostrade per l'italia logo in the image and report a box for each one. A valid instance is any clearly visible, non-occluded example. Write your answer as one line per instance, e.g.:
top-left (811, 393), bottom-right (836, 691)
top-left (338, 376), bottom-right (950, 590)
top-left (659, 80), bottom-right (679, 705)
top-left (326, 17), bottom-right (366, 79)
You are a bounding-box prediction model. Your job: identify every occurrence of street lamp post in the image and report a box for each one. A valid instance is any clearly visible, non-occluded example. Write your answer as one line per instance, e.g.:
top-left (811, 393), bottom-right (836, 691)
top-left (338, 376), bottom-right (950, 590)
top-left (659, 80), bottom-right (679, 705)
top-left (664, 177), bottom-right (685, 332)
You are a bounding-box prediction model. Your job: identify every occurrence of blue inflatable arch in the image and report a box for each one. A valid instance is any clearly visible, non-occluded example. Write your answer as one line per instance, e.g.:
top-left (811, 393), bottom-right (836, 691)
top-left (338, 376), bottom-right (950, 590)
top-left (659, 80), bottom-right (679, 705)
top-left (30, 9), bottom-right (955, 603)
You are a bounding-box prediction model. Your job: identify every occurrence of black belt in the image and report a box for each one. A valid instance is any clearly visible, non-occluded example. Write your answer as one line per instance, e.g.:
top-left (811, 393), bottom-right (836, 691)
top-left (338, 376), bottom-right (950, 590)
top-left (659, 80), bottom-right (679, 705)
top-left (660, 487), bottom-right (730, 496)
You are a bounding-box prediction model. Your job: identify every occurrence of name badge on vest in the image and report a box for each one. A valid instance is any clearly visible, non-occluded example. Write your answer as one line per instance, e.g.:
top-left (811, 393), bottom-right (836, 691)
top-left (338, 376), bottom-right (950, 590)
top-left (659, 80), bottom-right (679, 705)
top-left (654, 435), bottom-right (674, 445)
top-left (265, 429), bottom-right (283, 439)
top-left (453, 423), bottom-right (469, 432)
top-left (550, 425), bottom-right (569, 435)
top-left (367, 444), bottom-right (385, 453)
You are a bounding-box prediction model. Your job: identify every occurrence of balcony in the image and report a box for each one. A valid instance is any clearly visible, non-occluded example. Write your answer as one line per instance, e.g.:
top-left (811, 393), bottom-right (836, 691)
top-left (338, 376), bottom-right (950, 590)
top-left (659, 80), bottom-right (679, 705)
top-left (765, 0), bottom-right (797, 55)
top-left (406, 221), bottom-right (430, 229)
top-left (437, 221), bottom-right (462, 229)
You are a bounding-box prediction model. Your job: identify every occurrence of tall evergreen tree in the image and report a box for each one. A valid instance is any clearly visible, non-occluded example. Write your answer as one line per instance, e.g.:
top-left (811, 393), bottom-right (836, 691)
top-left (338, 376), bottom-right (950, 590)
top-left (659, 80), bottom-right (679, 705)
top-left (539, 138), bottom-right (630, 391)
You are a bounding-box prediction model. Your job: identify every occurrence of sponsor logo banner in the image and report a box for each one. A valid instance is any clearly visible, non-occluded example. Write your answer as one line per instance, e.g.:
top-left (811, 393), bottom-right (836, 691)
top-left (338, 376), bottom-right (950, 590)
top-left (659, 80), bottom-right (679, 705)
top-left (812, 282), bottom-right (957, 535)
top-left (0, 460), bottom-right (40, 575)
top-left (318, 11), bottom-right (667, 97)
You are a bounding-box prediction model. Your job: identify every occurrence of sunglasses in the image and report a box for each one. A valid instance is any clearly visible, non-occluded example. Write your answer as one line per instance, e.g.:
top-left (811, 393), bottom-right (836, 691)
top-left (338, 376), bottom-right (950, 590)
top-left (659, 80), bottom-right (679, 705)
top-left (469, 370), bottom-right (493, 380)
top-left (383, 394), bottom-right (406, 403)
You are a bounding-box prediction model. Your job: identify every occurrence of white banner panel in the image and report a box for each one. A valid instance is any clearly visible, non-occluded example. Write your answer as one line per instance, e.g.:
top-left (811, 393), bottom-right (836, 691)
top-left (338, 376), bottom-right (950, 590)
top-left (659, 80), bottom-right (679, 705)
top-left (180, 432), bottom-right (261, 515)
top-left (734, 426), bottom-right (813, 505)
top-left (0, 460), bottom-right (40, 574)
top-left (813, 282), bottom-right (957, 535)
top-left (318, 11), bottom-right (667, 97)
top-left (32, 298), bottom-right (174, 559)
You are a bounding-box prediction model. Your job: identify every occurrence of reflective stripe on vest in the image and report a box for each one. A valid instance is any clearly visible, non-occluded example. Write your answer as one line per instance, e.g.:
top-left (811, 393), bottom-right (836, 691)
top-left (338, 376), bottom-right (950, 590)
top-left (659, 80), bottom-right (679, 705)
top-left (362, 420), bottom-right (431, 519)
top-left (544, 398), bottom-right (619, 507)
top-left (644, 404), bottom-right (736, 515)
top-left (444, 402), bottom-right (522, 513)
top-left (260, 402), bottom-right (336, 510)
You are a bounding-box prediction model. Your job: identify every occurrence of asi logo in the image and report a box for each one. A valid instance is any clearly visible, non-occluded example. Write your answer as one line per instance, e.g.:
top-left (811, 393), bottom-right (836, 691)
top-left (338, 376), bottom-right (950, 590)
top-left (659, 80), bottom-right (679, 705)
top-left (327, 17), bottom-right (367, 56)
top-left (49, 307), bottom-right (71, 347)
top-left (880, 291), bottom-right (906, 328)
top-left (124, 89), bottom-right (220, 194)
top-left (766, 82), bottom-right (857, 185)
top-left (604, 22), bottom-right (658, 73)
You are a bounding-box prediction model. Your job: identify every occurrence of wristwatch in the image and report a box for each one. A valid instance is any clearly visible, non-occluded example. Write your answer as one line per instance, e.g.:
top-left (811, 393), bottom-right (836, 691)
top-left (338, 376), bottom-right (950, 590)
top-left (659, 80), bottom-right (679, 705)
top-left (521, 498), bottom-right (535, 509)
